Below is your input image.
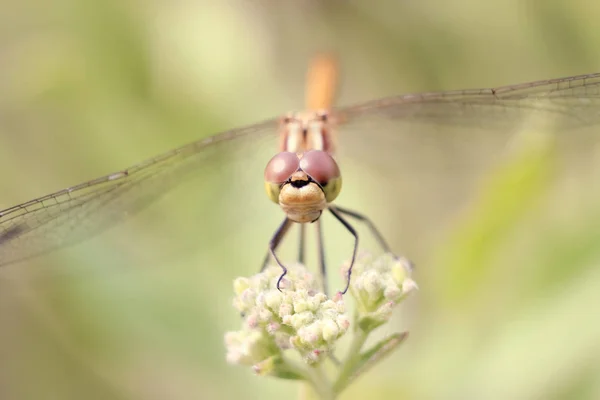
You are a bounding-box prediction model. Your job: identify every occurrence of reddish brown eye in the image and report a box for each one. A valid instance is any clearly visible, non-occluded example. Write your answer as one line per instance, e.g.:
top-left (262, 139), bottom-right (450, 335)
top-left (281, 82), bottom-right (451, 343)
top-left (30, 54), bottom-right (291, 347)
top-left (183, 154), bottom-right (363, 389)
top-left (264, 152), bottom-right (300, 184)
top-left (299, 150), bottom-right (342, 203)
top-left (299, 150), bottom-right (340, 185)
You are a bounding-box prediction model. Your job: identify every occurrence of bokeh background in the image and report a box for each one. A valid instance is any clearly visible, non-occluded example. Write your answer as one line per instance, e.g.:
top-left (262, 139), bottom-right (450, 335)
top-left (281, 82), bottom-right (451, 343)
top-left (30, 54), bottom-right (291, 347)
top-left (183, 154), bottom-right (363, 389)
top-left (1, 0), bottom-right (600, 399)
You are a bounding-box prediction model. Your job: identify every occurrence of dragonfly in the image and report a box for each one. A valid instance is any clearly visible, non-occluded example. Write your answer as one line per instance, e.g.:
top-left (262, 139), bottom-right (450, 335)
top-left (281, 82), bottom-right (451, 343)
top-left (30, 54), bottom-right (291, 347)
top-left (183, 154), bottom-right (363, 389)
top-left (261, 55), bottom-right (398, 294)
top-left (1, 58), bottom-right (600, 294)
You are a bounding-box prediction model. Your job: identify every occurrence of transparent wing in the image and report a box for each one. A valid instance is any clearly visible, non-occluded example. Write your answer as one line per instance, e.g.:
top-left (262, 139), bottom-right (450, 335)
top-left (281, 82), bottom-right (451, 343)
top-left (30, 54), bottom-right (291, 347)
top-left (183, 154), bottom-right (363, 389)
top-left (2, 72), bottom-right (600, 266)
top-left (0, 119), bottom-right (277, 266)
top-left (338, 73), bottom-right (600, 171)
top-left (342, 73), bottom-right (600, 126)
top-left (335, 73), bottom-right (600, 254)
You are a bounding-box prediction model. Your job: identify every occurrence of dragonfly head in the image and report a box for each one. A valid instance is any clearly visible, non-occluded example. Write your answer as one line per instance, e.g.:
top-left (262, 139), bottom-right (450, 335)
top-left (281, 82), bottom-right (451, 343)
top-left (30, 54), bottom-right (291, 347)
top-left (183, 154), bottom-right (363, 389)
top-left (264, 150), bottom-right (342, 223)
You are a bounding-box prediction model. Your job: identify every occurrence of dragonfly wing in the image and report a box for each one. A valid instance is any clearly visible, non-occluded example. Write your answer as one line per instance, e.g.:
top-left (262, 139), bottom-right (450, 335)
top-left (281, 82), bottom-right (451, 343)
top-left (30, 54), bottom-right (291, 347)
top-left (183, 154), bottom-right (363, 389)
top-left (339, 73), bottom-right (600, 178)
top-left (342, 73), bottom-right (600, 128)
top-left (336, 73), bottom-right (600, 254)
top-left (0, 119), bottom-right (277, 267)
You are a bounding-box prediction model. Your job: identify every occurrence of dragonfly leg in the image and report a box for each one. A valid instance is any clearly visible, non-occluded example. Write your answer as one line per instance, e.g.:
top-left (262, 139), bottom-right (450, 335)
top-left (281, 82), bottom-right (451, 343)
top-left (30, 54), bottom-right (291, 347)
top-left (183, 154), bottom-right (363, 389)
top-left (261, 217), bottom-right (292, 272)
top-left (263, 217), bottom-right (294, 292)
top-left (315, 219), bottom-right (329, 296)
top-left (332, 205), bottom-right (392, 253)
top-left (334, 205), bottom-right (415, 273)
top-left (298, 223), bottom-right (306, 265)
top-left (328, 206), bottom-right (358, 295)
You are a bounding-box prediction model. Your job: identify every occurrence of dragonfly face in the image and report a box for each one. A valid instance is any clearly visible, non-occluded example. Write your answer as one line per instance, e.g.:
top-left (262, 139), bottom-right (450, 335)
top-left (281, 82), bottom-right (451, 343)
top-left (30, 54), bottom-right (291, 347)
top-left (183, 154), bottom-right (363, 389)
top-left (264, 149), bottom-right (342, 223)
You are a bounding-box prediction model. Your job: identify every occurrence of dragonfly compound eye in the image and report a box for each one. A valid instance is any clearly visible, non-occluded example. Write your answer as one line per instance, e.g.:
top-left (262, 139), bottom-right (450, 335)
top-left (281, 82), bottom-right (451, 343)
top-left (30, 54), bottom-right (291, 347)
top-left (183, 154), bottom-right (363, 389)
top-left (264, 151), bottom-right (300, 203)
top-left (299, 150), bottom-right (342, 203)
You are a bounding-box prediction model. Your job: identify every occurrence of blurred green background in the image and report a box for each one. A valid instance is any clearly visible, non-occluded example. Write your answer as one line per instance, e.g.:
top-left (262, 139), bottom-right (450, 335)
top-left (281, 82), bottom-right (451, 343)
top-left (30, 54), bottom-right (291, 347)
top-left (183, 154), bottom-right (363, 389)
top-left (1, 0), bottom-right (600, 399)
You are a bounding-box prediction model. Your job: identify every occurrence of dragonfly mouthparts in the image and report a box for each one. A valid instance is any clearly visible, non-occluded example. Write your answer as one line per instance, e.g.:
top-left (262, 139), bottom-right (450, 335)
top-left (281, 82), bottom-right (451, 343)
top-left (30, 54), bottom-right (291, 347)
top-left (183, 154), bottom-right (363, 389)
top-left (287, 170), bottom-right (316, 190)
top-left (289, 178), bottom-right (311, 188)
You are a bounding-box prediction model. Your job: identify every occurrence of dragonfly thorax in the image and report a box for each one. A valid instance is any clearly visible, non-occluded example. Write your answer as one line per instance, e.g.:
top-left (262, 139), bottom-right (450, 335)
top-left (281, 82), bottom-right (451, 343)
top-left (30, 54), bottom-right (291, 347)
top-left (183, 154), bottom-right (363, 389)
top-left (279, 111), bottom-right (335, 154)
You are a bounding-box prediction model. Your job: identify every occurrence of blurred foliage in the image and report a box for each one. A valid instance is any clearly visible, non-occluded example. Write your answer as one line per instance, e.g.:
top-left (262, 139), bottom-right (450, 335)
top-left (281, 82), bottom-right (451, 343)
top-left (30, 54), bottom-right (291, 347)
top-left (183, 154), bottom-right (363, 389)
top-left (1, 0), bottom-right (600, 399)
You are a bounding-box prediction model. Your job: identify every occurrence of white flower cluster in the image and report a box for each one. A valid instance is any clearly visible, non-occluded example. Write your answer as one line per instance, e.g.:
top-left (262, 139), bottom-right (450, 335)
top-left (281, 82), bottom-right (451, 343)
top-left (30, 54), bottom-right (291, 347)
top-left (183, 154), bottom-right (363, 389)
top-left (344, 252), bottom-right (417, 329)
top-left (225, 263), bottom-right (349, 368)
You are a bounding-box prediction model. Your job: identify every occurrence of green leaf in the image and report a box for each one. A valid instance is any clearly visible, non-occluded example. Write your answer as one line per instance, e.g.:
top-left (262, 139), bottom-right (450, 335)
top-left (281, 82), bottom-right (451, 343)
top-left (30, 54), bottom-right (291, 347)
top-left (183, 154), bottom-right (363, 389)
top-left (253, 356), bottom-right (306, 380)
top-left (357, 315), bottom-right (386, 332)
top-left (344, 332), bottom-right (409, 389)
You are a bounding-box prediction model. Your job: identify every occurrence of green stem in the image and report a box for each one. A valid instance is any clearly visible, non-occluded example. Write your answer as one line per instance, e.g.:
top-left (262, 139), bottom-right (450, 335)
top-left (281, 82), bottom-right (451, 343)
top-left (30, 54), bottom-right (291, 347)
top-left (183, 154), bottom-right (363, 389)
top-left (281, 356), bottom-right (335, 400)
top-left (305, 365), bottom-right (335, 400)
top-left (298, 383), bottom-right (319, 400)
top-left (333, 327), bottom-right (369, 394)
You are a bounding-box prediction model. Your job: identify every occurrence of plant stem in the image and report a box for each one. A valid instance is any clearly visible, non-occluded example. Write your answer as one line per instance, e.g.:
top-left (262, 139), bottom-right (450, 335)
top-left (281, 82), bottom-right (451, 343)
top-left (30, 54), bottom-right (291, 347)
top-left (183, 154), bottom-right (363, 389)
top-left (333, 327), bottom-right (369, 394)
top-left (305, 364), bottom-right (335, 400)
top-left (298, 383), bottom-right (319, 400)
top-left (282, 356), bottom-right (335, 400)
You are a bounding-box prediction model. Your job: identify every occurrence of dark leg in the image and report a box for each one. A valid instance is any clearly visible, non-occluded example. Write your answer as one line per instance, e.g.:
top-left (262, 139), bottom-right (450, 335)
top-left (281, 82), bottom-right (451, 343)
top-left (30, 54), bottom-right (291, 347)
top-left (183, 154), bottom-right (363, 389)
top-left (261, 248), bottom-right (271, 272)
top-left (262, 217), bottom-right (294, 291)
top-left (261, 217), bottom-right (293, 269)
top-left (328, 206), bottom-right (358, 294)
top-left (298, 223), bottom-right (306, 265)
top-left (332, 205), bottom-right (392, 253)
top-left (315, 219), bottom-right (329, 296)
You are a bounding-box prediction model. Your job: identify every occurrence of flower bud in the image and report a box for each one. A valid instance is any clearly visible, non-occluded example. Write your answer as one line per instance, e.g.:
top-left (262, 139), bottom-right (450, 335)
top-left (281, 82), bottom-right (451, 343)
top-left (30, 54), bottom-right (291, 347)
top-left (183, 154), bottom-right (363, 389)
top-left (346, 252), bottom-right (417, 329)
top-left (227, 262), bottom-right (349, 367)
